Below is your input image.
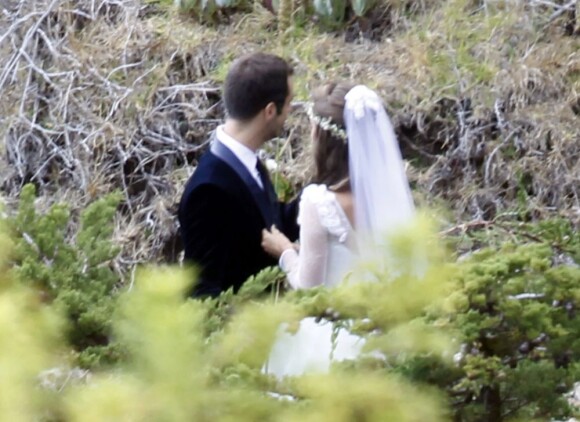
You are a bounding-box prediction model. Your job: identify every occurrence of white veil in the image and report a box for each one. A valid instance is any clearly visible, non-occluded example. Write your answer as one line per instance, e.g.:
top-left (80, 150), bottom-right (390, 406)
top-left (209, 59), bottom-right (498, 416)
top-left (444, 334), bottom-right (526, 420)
top-left (344, 85), bottom-right (415, 244)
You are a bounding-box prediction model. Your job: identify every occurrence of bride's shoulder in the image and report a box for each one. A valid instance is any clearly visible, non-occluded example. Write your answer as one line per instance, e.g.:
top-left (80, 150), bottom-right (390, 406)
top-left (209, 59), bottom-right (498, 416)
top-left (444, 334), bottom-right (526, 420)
top-left (300, 184), bottom-right (332, 204)
top-left (299, 184), bottom-right (349, 240)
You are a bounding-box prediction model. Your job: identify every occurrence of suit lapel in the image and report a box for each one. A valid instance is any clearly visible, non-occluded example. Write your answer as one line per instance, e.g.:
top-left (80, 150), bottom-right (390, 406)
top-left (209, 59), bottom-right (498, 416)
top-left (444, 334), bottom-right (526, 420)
top-left (210, 138), bottom-right (274, 227)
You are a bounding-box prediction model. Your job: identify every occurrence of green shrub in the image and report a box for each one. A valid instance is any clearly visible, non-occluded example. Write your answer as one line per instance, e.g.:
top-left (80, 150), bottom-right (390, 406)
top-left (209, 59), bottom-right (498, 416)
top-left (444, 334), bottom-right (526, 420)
top-left (393, 240), bottom-right (580, 421)
top-left (10, 184), bottom-right (123, 368)
top-left (2, 186), bottom-right (578, 421)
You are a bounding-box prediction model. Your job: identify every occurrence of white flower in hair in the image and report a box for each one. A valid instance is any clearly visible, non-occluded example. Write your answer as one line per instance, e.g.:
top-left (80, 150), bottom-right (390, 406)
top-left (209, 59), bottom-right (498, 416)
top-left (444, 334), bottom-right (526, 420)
top-left (304, 102), bottom-right (348, 142)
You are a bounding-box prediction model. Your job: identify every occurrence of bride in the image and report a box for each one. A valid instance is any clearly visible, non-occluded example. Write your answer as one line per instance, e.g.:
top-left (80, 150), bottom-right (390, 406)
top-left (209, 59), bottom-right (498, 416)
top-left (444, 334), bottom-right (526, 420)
top-left (260, 83), bottom-right (416, 378)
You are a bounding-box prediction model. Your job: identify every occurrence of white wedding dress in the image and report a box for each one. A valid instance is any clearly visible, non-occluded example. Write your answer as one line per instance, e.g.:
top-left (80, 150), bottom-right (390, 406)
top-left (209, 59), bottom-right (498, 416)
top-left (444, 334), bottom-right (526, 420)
top-left (264, 184), bottom-right (365, 378)
top-left (264, 85), bottom-right (417, 379)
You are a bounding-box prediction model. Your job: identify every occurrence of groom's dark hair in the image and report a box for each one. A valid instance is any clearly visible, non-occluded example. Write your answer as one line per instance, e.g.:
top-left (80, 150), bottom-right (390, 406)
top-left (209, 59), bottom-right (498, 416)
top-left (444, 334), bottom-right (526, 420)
top-left (224, 53), bottom-right (293, 121)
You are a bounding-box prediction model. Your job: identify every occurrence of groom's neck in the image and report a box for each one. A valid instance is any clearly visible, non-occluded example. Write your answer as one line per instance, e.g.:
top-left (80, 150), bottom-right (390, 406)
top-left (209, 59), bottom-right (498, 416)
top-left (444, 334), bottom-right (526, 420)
top-left (223, 119), bottom-right (266, 152)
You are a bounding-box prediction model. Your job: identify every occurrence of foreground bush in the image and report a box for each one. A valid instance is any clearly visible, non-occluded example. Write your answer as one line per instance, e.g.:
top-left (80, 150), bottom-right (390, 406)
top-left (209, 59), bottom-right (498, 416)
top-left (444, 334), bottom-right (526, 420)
top-left (9, 184), bottom-right (122, 368)
top-left (277, 219), bottom-right (580, 421)
top-left (1, 191), bottom-right (578, 421)
top-left (0, 217), bottom-right (448, 421)
top-left (396, 240), bottom-right (580, 421)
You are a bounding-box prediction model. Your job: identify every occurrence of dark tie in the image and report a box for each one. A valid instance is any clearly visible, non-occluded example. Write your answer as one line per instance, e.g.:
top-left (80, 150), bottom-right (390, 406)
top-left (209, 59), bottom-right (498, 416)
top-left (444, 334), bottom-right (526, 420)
top-left (256, 159), bottom-right (281, 227)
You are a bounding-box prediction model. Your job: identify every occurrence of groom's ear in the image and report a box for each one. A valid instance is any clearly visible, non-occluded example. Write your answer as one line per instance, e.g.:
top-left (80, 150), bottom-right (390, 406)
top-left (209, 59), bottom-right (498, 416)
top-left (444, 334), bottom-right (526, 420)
top-left (264, 102), bottom-right (278, 120)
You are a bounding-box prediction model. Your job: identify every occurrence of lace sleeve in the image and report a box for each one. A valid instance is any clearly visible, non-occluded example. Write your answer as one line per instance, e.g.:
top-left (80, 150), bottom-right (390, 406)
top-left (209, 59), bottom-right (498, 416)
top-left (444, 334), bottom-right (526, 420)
top-left (279, 190), bottom-right (328, 289)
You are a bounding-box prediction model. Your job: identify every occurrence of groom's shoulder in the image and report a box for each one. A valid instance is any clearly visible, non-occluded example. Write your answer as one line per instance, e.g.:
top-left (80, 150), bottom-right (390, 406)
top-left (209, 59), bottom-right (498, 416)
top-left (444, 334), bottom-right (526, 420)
top-left (194, 148), bottom-right (223, 175)
top-left (183, 149), bottom-right (234, 192)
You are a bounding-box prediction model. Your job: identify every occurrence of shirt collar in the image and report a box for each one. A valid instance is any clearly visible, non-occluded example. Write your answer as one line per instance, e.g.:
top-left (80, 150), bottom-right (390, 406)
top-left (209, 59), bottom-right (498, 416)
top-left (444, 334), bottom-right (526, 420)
top-left (215, 125), bottom-right (258, 171)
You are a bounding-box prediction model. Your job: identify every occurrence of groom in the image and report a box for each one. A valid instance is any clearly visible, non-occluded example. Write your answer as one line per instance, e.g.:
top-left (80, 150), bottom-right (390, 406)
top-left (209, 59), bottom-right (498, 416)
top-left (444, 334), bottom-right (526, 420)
top-left (178, 53), bottom-right (300, 298)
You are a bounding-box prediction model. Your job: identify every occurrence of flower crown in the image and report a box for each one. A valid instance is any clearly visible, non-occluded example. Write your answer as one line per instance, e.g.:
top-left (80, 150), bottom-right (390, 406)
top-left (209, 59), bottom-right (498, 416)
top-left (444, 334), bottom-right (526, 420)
top-left (304, 102), bottom-right (348, 142)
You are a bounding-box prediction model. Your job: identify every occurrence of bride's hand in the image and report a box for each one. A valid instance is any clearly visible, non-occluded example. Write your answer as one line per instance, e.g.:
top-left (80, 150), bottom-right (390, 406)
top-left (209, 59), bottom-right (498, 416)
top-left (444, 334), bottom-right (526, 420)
top-left (261, 225), bottom-right (295, 258)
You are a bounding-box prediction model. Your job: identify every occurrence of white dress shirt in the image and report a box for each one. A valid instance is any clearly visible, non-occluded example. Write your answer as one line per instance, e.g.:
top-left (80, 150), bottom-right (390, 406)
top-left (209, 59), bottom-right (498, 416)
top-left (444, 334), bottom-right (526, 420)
top-left (215, 125), bottom-right (263, 189)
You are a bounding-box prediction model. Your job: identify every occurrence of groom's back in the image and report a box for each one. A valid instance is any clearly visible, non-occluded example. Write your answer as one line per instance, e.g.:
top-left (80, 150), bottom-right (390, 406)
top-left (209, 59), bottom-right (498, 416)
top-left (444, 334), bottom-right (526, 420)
top-left (178, 148), bottom-right (277, 298)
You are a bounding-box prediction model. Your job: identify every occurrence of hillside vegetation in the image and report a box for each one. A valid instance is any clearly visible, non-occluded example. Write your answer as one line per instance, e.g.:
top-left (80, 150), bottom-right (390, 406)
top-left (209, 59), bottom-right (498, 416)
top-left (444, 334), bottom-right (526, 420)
top-left (1, 0), bottom-right (578, 270)
top-left (0, 1), bottom-right (579, 421)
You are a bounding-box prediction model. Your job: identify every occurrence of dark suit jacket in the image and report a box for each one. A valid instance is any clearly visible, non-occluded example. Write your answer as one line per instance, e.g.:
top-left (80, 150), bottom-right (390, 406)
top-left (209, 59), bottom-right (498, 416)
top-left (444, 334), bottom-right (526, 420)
top-left (178, 137), bottom-right (299, 298)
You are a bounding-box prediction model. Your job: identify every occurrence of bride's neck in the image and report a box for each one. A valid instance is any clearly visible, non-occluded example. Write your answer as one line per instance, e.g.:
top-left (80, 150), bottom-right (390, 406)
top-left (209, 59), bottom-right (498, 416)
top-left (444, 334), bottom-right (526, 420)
top-left (328, 177), bottom-right (351, 193)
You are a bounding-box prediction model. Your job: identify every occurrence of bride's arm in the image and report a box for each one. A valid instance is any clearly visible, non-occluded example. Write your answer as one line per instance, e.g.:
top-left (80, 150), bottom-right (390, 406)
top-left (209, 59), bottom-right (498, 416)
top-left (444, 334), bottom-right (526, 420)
top-left (278, 195), bottom-right (328, 289)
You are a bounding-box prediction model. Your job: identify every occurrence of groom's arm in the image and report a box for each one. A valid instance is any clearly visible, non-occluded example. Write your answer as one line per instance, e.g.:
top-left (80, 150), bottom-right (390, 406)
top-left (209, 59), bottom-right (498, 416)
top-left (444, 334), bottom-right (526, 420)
top-left (179, 184), bottom-right (233, 298)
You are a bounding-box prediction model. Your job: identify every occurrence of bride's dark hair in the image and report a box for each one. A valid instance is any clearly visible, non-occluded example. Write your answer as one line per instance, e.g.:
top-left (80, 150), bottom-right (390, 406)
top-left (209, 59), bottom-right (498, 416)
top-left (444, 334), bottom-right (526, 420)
top-left (310, 82), bottom-right (354, 192)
